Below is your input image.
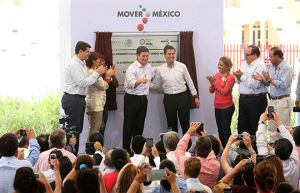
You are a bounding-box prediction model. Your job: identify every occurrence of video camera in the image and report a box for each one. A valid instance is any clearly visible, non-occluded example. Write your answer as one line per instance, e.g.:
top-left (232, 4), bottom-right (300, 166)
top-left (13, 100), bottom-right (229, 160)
top-left (59, 115), bottom-right (79, 140)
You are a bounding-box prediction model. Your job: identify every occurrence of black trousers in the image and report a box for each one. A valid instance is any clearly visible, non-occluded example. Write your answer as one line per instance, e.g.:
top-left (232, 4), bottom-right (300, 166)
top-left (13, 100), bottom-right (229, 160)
top-left (215, 105), bottom-right (235, 148)
top-left (163, 91), bottom-right (190, 135)
top-left (238, 94), bottom-right (268, 135)
top-left (61, 93), bottom-right (86, 154)
top-left (123, 93), bottom-right (148, 153)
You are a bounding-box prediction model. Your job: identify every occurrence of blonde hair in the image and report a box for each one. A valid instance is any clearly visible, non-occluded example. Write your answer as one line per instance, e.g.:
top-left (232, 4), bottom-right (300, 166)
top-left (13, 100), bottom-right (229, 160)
top-left (213, 182), bottom-right (230, 193)
top-left (219, 56), bottom-right (233, 72)
top-left (115, 163), bottom-right (143, 193)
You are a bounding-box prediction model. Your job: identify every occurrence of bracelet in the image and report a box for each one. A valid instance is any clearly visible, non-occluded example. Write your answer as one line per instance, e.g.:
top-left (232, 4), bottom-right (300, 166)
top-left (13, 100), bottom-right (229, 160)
top-left (104, 77), bottom-right (111, 83)
top-left (250, 151), bottom-right (256, 155)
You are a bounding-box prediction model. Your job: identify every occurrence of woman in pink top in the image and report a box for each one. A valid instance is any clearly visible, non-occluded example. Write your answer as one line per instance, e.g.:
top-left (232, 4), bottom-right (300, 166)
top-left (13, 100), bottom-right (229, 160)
top-left (207, 56), bottom-right (235, 148)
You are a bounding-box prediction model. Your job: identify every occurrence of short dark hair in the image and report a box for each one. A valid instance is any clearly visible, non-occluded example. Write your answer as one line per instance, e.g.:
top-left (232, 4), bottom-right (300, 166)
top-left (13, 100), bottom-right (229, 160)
top-left (75, 168), bottom-right (99, 193)
top-left (104, 150), bottom-right (114, 168)
top-left (48, 149), bottom-right (63, 161)
top-left (0, 133), bottom-right (18, 156)
top-left (59, 156), bottom-right (72, 181)
top-left (131, 135), bottom-right (146, 154)
top-left (275, 182), bottom-right (294, 193)
top-left (163, 45), bottom-right (175, 54)
top-left (270, 47), bottom-right (284, 58)
top-left (184, 157), bottom-right (201, 178)
top-left (111, 148), bottom-right (128, 171)
top-left (49, 129), bottom-right (66, 148)
top-left (274, 138), bottom-right (293, 160)
top-left (136, 46), bottom-right (149, 55)
top-left (89, 133), bottom-right (104, 147)
top-left (75, 41), bottom-right (91, 54)
top-left (243, 163), bottom-right (255, 187)
top-left (292, 126), bottom-right (300, 146)
top-left (195, 136), bottom-right (212, 158)
top-left (86, 52), bottom-right (100, 68)
top-left (159, 160), bottom-right (176, 191)
top-left (75, 154), bottom-right (94, 171)
top-left (36, 134), bottom-right (50, 153)
top-left (208, 135), bottom-right (220, 156)
top-left (163, 131), bottom-right (180, 151)
top-left (248, 45), bottom-right (260, 57)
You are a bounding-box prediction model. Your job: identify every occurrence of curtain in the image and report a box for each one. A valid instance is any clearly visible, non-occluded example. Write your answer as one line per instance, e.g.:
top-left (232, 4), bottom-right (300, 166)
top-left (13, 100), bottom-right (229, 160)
top-left (179, 31), bottom-right (199, 109)
top-left (95, 32), bottom-right (118, 110)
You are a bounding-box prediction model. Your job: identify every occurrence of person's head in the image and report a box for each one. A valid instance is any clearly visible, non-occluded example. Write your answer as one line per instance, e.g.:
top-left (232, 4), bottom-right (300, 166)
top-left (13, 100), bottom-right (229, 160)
top-left (131, 135), bottom-right (146, 154)
top-left (274, 138), bottom-right (293, 160)
top-left (163, 45), bottom-right (176, 65)
top-left (59, 156), bottom-right (72, 181)
top-left (75, 168), bottom-right (99, 193)
top-left (18, 136), bottom-right (29, 148)
top-left (159, 159), bottom-right (176, 191)
top-left (13, 167), bottom-right (45, 193)
top-left (195, 136), bottom-right (212, 158)
top-left (184, 157), bottom-right (201, 178)
top-left (233, 154), bottom-right (248, 167)
top-left (254, 161), bottom-right (277, 192)
top-left (75, 41), bottom-right (91, 60)
top-left (111, 148), bottom-right (128, 171)
top-left (163, 131), bottom-right (180, 152)
top-left (89, 132), bottom-right (104, 147)
top-left (265, 155), bottom-right (286, 186)
top-left (49, 128), bottom-right (67, 149)
top-left (116, 163), bottom-right (140, 193)
top-left (36, 134), bottom-right (50, 152)
top-left (269, 47), bottom-right (284, 66)
top-left (208, 135), bottom-right (221, 156)
top-left (245, 45), bottom-right (260, 64)
top-left (48, 149), bottom-right (63, 168)
top-left (155, 141), bottom-right (167, 162)
top-left (218, 56), bottom-right (233, 73)
top-left (292, 126), bottom-right (300, 146)
top-left (0, 133), bottom-right (18, 157)
top-left (104, 149), bottom-right (114, 169)
top-left (85, 52), bottom-right (101, 69)
top-left (136, 46), bottom-right (149, 66)
top-left (275, 182), bottom-right (294, 193)
top-left (98, 53), bottom-right (106, 66)
top-left (75, 154), bottom-right (94, 171)
top-left (243, 162), bottom-right (255, 187)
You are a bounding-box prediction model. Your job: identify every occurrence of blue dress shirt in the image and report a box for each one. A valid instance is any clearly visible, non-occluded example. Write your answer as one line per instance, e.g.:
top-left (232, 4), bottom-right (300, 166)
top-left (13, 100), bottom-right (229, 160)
top-left (151, 178), bottom-right (188, 193)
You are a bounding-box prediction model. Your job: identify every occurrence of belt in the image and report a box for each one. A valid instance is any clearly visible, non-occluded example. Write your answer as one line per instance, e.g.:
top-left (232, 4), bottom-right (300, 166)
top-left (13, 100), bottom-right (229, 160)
top-left (164, 91), bottom-right (187, 96)
top-left (270, 94), bottom-right (290, 100)
top-left (64, 92), bottom-right (86, 99)
top-left (240, 93), bottom-right (266, 98)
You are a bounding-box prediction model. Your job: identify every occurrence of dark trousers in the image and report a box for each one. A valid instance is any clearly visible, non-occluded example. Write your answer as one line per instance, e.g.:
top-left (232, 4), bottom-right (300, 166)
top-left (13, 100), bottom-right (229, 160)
top-left (163, 91), bottom-right (190, 135)
top-left (215, 105), bottom-right (235, 148)
top-left (100, 104), bottom-right (108, 137)
top-left (123, 93), bottom-right (148, 153)
top-left (61, 93), bottom-right (86, 154)
top-left (238, 94), bottom-right (268, 135)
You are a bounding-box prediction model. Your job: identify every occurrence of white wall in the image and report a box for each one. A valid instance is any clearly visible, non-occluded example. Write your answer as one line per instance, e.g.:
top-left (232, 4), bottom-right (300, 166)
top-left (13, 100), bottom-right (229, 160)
top-left (62, 0), bottom-right (223, 150)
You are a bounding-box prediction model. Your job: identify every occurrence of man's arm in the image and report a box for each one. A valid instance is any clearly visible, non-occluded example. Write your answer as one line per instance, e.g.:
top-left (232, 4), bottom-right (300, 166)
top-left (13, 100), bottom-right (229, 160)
top-left (183, 65), bottom-right (197, 96)
top-left (295, 70), bottom-right (300, 106)
top-left (25, 129), bottom-right (40, 166)
top-left (69, 62), bottom-right (99, 88)
top-left (240, 64), bottom-right (265, 89)
top-left (256, 111), bottom-right (269, 155)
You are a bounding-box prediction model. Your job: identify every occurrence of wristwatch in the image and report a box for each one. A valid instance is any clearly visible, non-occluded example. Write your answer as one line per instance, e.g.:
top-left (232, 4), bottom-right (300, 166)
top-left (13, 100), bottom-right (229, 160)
top-left (258, 120), bottom-right (265, 125)
top-left (268, 78), bottom-right (273, 84)
top-left (193, 94), bottom-right (199, 99)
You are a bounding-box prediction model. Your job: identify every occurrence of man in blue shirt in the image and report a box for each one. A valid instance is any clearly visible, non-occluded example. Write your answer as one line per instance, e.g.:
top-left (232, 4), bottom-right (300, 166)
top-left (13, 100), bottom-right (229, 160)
top-left (253, 47), bottom-right (293, 142)
top-left (0, 129), bottom-right (40, 193)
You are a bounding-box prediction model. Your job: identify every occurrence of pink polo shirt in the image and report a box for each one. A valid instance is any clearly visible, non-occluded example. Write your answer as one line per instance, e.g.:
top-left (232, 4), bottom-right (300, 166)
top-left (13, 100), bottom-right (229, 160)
top-left (175, 134), bottom-right (220, 190)
top-left (34, 148), bottom-right (76, 172)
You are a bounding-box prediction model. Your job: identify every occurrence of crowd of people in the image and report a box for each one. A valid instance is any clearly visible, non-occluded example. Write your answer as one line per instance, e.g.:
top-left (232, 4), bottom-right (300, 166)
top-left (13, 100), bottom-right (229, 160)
top-left (1, 41), bottom-right (300, 193)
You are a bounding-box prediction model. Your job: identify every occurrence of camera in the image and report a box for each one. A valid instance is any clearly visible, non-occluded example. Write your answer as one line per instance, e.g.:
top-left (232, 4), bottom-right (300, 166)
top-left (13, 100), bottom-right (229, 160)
top-left (59, 115), bottom-right (78, 141)
top-left (293, 107), bottom-right (300, 112)
top-left (86, 142), bottom-right (95, 155)
top-left (20, 129), bottom-right (27, 136)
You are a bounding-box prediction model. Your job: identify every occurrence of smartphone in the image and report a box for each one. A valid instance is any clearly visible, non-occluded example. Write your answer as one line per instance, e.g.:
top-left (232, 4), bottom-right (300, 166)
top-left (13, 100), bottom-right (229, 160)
top-left (256, 155), bottom-right (264, 164)
top-left (50, 154), bottom-right (56, 165)
top-left (197, 123), bottom-right (204, 135)
top-left (34, 173), bottom-right (40, 178)
top-left (250, 135), bottom-right (255, 139)
top-left (20, 129), bottom-right (26, 136)
top-left (224, 188), bottom-right (232, 193)
top-left (267, 106), bottom-right (274, 118)
top-left (85, 142), bottom-right (95, 155)
top-left (237, 134), bottom-right (243, 140)
top-left (147, 169), bottom-right (166, 181)
top-left (146, 138), bottom-right (153, 151)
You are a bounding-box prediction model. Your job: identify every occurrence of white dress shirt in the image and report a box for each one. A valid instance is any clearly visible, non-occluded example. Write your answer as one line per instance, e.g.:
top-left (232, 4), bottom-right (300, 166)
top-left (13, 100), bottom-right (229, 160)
top-left (152, 61), bottom-right (198, 95)
top-left (64, 55), bottom-right (100, 95)
top-left (237, 58), bottom-right (268, 94)
top-left (42, 169), bottom-right (56, 183)
top-left (130, 154), bottom-right (160, 168)
top-left (256, 124), bottom-right (299, 189)
top-left (166, 150), bottom-right (191, 178)
top-left (186, 178), bottom-right (212, 193)
top-left (124, 60), bottom-right (154, 95)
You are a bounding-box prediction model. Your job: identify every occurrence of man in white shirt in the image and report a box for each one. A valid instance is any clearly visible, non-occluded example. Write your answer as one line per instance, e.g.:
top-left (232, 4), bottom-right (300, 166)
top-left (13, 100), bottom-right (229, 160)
top-left (233, 45), bottom-right (268, 136)
top-left (152, 45), bottom-right (200, 136)
top-left (123, 46), bottom-right (155, 153)
top-left (256, 110), bottom-right (299, 189)
top-left (42, 149), bottom-right (63, 183)
top-left (61, 41), bottom-right (105, 154)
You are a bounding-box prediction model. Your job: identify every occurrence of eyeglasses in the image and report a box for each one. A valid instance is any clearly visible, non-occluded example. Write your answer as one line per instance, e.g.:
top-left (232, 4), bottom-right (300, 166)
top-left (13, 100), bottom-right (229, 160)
top-left (244, 53), bottom-right (254, 57)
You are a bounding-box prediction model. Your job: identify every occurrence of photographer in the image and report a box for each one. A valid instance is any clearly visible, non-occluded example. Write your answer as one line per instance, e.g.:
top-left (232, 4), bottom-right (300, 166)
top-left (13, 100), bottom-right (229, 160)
top-left (65, 134), bottom-right (77, 155)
